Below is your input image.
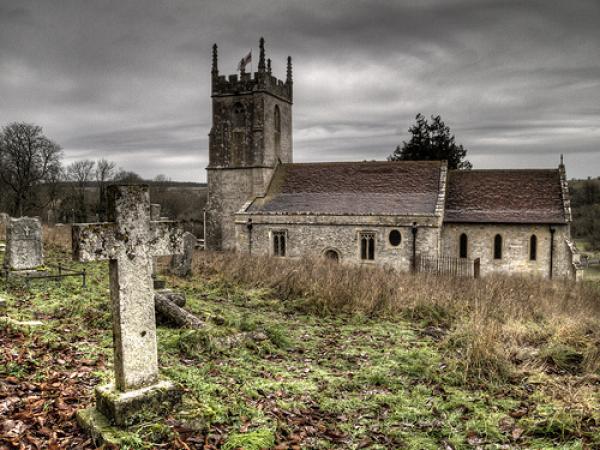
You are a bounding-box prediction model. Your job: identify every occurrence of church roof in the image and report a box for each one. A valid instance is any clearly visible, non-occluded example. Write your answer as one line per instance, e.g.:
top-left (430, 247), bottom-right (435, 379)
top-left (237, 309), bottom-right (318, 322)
top-left (247, 161), bottom-right (445, 216)
top-left (444, 169), bottom-right (567, 224)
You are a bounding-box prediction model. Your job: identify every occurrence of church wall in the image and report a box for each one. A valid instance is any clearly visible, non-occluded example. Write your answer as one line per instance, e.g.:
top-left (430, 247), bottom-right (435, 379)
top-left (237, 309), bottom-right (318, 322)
top-left (262, 94), bottom-right (292, 165)
top-left (234, 214), bottom-right (441, 270)
top-left (441, 223), bottom-right (573, 279)
top-left (206, 168), bottom-right (275, 251)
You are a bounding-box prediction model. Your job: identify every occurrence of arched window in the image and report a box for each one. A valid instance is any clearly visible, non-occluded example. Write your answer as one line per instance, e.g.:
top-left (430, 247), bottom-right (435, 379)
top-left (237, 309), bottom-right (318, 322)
top-left (273, 231), bottom-right (286, 257)
top-left (459, 233), bottom-right (468, 259)
top-left (360, 232), bottom-right (375, 260)
top-left (274, 105), bottom-right (281, 133)
top-left (389, 229), bottom-right (401, 246)
top-left (529, 235), bottom-right (537, 261)
top-left (324, 249), bottom-right (339, 262)
top-left (232, 102), bottom-right (245, 128)
top-left (493, 234), bottom-right (502, 260)
top-left (274, 105), bottom-right (281, 157)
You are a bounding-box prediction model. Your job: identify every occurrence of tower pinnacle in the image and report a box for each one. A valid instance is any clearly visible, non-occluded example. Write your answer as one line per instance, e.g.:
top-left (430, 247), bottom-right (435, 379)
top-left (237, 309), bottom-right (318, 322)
top-left (258, 37), bottom-right (266, 72)
top-left (211, 43), bottom-right (218, 77)
top-left (286, 56), bottom-right (293, 83)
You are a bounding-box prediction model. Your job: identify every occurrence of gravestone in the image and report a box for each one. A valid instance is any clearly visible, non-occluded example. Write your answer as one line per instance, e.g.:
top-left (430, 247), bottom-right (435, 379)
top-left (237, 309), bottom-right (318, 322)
top-left (170, 231), bottom-right (196, 277)
top-left (72, 185), bottom-right (184, 439)
top-left (3, 217), bottom-right (43, 271)
top-left (150, 204), bottom-right (166, 288)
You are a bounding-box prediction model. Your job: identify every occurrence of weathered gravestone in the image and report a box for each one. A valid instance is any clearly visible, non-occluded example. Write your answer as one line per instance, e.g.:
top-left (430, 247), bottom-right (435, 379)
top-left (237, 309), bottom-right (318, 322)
top-left (72, 185), bottom-right (185, 440)
top-left (170, 231), bottom-right (196, 277)
top-left (150, 203), bottom-right (166, 288)
top-left (3, 217), bottom-right (43, 271)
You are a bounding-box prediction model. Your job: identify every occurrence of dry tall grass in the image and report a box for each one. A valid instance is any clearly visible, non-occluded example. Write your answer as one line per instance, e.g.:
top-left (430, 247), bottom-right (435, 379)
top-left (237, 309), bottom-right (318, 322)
top-left (43, 224), bottom-right (72, 252)
top-left (36, 224), bottom-right (600, 382)
top-left (194, 251), bottom-right (600, 381)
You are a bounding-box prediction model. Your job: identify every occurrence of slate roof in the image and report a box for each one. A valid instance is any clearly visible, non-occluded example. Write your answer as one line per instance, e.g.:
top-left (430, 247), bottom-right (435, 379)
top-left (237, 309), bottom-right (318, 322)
top-left (247, 161), bottom-right (444, 215)
top-left (444, 169), bottom-right (567, 224)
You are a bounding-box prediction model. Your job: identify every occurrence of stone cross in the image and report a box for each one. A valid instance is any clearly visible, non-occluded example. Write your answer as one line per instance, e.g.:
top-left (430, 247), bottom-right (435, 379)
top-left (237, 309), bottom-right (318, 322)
top-left (72, 185), bottom-right (184, 392)
top-left (3, 217), bottom-right (43, 271)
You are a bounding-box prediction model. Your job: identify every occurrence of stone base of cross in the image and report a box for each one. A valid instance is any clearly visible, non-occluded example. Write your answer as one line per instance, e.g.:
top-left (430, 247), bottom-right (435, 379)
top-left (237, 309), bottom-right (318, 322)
top-left (72, 185), bottom-right (185, 442)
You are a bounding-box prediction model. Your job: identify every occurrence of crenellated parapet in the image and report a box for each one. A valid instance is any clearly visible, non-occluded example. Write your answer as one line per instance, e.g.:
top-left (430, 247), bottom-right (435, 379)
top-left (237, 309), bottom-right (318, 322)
top-left (211, 38), bottom-right (293, 103)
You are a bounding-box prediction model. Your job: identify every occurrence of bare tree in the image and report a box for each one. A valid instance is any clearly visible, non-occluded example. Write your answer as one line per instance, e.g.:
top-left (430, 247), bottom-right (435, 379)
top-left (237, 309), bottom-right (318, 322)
top-left (114, 169), bottom-right (144, 184)
top-left (43, 163), bottom-right (65, 223)
top-left (67, 159), bottom-right (95, 221)
top-left (96, 158), bottom-right (117, 220)
top-left (153, 174), bottom-right (171, 183)
top-left (0, 122), bottom-right (63, 216)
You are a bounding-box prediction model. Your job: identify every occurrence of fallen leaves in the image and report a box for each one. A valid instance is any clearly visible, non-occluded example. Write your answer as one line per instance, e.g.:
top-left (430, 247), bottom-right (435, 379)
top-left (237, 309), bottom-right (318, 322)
top-left (0, 326), bottom-right (99, 449)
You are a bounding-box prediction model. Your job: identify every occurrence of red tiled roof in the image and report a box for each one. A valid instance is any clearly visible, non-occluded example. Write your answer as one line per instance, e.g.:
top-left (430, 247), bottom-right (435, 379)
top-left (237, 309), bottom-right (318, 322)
top-left (247, 161), bottom-right (444, 215)
top-left (444, 169), bottom-right (566, 224)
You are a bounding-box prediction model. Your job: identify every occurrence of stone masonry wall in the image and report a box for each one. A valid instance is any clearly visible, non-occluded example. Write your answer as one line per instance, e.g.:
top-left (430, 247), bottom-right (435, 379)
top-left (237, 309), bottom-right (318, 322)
top-left (206, 168), bottom-right (275, 250)
top-left (234, 214), bottom-right (441, 271)
top-left (441, 223), bottom-right (573, 279)
top-left (262, 94), bottom-right (292, 165)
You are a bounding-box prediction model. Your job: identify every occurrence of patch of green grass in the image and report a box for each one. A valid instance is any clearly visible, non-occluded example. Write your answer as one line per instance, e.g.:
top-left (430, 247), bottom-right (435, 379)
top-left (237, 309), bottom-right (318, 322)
top-left (222, 428), bottom-right (275, 450)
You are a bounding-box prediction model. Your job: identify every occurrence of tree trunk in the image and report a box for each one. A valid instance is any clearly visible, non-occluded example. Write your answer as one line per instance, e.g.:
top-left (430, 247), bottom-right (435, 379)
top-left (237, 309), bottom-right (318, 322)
top-left (154, 291), bottom-right (203, 329)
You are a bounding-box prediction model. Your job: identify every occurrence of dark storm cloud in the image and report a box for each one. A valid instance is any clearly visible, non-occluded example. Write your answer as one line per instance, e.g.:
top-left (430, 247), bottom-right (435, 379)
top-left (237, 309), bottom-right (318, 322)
top-left (0, 0), bottom-right (598, 181)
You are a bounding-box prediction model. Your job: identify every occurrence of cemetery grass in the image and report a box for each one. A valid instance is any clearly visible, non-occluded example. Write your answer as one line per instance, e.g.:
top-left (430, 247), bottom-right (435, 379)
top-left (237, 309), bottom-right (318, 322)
top-left (0, 246), bottom-right (598, 448)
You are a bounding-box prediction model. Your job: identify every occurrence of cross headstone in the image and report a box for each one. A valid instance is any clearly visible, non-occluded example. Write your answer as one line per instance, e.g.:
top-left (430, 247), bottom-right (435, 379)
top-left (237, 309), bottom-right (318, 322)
top-left (3, 217), bottom-right (43, 271)
top-left (72, 185), bottom-right (184, 432)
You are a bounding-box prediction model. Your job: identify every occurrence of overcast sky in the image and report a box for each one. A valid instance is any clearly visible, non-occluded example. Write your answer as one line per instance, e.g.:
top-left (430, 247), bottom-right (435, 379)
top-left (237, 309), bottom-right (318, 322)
top-left (1, 0), bottom-right (599, 181)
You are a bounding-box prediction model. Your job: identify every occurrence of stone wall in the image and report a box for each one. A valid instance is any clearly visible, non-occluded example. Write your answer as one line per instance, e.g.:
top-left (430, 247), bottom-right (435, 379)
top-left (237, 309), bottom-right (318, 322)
top-left (441, 223), bottom-right (574, 279)
top-left (262, 94), bottom-right (293, 165)
top-left (206, 167), bottom-right (275, 250)
top-left (234, 213), bottom-right (441, 271)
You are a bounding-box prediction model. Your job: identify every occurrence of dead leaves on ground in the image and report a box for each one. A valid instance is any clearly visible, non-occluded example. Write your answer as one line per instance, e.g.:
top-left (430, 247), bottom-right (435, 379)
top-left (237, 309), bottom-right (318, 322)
top-left (0, 326), bottom-right (101, 450)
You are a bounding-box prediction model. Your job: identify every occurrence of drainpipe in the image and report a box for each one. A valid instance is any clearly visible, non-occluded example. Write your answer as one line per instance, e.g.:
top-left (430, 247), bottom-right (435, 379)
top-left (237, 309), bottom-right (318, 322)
top-left (412, 222), bottom-right (418, 272)
top-left (246, 218), bottom-right (253, 255)
top-left (549, 226), bottom-right (555, 279)
top-left (202, 208), bottom-right (206, 250)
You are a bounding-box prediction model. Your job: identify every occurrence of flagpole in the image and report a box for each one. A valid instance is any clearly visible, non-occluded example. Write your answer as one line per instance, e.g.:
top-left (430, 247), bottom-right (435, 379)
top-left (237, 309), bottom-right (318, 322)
top-left (250, 48), bottom-right (252, 74)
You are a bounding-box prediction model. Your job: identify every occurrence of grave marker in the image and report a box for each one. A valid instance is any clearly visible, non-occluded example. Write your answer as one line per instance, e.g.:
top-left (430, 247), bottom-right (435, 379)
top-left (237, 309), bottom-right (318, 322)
top-left (3, 217), bottom-right (43, 271)
top-left (73, 185), bottom-right (184, 434)
top-left (170, 231), bottom-right (196, 277)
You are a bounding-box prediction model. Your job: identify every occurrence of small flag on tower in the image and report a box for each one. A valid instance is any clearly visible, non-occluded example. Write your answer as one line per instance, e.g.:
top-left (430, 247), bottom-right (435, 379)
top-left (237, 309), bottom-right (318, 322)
top-left (238, 51), bottom-right (252, 72)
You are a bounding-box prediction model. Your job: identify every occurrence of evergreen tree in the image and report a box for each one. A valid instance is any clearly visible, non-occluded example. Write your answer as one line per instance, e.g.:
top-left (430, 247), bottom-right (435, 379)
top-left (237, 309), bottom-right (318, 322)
top-left (389, 114), bottom-right (472, 169)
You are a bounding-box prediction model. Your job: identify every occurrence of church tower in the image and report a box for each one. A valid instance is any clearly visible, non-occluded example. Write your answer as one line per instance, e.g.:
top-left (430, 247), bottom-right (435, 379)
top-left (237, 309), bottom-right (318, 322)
top-left (205, 38), bottom-right (293, 250)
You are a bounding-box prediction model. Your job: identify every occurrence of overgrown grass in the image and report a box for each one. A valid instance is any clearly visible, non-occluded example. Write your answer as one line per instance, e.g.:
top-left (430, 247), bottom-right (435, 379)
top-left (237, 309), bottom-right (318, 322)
top-left (1, 226), bottom-right (597, 448)
top-left (193, 251), bottom-right (600, 383)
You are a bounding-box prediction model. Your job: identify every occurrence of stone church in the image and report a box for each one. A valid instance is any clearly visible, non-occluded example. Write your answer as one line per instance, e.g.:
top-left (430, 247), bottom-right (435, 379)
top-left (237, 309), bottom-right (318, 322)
top-left (205, 39), bottom-right (580, 279)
